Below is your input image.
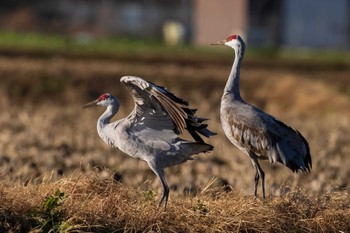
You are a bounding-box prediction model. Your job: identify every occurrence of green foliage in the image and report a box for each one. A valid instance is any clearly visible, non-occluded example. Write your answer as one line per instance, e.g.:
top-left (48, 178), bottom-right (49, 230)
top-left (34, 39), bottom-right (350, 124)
top-left (0, 31), bottom-right (166, 54)
top-left (0, 31), bottom-right (349, 65)
top-left (29, 190), bottom-right (72, 233)
top-left (42, 190), bottom-right (65, 213)
top-left (143, 189), bottom-right (156, 202)
top-left (192, 199), bottom-right (208, 215)
top-left (0, 32), bottom-right (69, 50)
top-left (0, 31), bottom-right (229, 59)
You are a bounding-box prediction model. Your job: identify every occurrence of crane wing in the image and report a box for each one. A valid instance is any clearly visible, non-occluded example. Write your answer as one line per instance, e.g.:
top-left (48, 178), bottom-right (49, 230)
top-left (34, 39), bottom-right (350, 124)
top-left (227, 106), bottom-right (311, 172)
top-left (120, 76), bottom-right (216, 142)
top-left (262, 115), bottom-right (312, 172)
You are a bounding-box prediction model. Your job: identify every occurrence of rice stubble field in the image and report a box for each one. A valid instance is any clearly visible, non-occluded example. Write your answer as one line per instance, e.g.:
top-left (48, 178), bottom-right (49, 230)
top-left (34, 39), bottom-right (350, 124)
top-left (0, 53), bottom-right (349, 232)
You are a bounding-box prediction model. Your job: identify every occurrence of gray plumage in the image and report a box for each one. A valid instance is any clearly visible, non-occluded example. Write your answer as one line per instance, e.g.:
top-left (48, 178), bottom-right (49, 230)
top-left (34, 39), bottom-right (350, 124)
top-left (212, 35), bottom-right (311, 198)
top-left (83, 76), bottom-right (216, 209)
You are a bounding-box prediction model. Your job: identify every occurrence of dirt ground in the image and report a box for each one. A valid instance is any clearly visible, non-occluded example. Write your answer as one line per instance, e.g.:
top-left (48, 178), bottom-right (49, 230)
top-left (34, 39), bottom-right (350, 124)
top-left (0, 54), bottom-right (349, 199)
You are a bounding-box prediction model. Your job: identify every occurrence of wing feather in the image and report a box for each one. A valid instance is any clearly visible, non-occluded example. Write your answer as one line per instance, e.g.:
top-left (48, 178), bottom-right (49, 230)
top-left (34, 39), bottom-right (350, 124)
top-left (228, 110), bottom-right (311, 172)
top-left (151, 88), bottom-right (187, 133)
top-left (120, 76), bottom-right (216, 142)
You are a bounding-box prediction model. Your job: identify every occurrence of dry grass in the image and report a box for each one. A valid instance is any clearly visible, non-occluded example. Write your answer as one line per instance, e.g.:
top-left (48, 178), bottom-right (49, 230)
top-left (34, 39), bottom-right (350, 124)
top-left (0, 54), bottom-right (350, 232)
top-left (1, 173), bottom-right (349, 232)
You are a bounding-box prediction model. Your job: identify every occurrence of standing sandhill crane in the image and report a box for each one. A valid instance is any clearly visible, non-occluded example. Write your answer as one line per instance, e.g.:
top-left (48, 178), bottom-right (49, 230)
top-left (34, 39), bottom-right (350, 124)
top-left (211, 35), bottom-right (312, 198)
top-left (83, 76), bottom-right (216, 209)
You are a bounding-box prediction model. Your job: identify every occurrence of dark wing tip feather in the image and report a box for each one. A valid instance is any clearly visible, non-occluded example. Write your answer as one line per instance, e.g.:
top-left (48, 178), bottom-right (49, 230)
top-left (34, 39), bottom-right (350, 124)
top-left (184, 106), bottom-right (216, 142)
top-left (273, 118), bottom-right (312, 173)
top-left (201, 142), bottom-right (214, 153)
top-left (148, 80), bottom-right (216, 142)
top-left (283, 130), bottom-right (311, 173)
top-left (207, 144), bottom-right (214, 152)
top-left (184, 108), bottom-right (197, 115)
top-left (297, 130), bottom-right (312, 172)
top-left (189, 131), bottom-right (205, 143)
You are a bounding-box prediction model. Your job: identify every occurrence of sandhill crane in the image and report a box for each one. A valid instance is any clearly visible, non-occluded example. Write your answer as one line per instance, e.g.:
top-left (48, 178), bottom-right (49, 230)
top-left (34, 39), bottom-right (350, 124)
top-left (211, 35), bottom-right (312, 198)
top-left (83, 76), bottom-right (216, 209)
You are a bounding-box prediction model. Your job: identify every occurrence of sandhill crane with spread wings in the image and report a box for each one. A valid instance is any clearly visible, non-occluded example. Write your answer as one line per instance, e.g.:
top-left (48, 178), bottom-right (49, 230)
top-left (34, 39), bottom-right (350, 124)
top-left (83, 76), bottom-right (216, 209)
top-left (212, 35), bottom-right (312, 198)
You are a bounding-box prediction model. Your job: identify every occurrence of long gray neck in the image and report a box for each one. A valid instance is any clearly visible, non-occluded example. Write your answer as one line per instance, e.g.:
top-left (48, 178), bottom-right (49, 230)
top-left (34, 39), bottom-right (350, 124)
top-left (224, 44), bottom-right (245, 100)
top-left (98, 104), bottom-right (119, 127)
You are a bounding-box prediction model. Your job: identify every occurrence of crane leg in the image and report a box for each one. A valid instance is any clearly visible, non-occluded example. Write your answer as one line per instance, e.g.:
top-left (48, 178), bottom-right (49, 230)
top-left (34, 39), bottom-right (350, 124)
top-left (158, 176), bottom-right (169, 210)
top-left (254, 168), bottom-right (259, 197)
top-left (149, 164), bottom-right (169, 210)
top-left (251, 157), bottom-right (266, 199)
top-left (257, 162), bottom-right (265, 199)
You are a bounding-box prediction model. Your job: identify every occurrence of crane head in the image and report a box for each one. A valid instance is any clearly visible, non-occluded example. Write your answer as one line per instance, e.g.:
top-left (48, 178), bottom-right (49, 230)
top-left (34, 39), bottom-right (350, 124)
top-left (210, 34), bottom-right (243, 48)
top-left (83, 93), bottom-right (117, 108)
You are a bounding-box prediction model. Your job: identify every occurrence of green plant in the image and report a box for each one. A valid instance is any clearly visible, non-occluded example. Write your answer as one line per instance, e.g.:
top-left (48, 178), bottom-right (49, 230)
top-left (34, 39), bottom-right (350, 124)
top-left (143, 189), bottom-right (156, 202)
top-left (29, 189), bottom-right (72, 233)
top-left (192, 199), bottom-right (208, 215)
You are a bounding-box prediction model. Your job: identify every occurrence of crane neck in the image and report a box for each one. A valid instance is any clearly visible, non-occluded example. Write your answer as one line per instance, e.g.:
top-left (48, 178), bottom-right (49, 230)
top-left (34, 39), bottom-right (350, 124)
top-left (98, 102), bottom-right (119, 127)
top-left (224, 44), bottom-right (245, 100)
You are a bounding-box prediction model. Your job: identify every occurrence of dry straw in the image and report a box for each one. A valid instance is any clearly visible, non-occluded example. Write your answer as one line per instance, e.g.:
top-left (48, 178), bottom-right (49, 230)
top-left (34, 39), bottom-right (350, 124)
top-left (1, 173), bottom-right (350, 232)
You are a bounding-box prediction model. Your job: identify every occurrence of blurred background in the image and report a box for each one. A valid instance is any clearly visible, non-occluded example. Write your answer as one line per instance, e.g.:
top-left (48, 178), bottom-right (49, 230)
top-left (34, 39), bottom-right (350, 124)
top-left (1, 0), bottom-right (350, 48)
top-left (0, 0), bottom-right (349, 198)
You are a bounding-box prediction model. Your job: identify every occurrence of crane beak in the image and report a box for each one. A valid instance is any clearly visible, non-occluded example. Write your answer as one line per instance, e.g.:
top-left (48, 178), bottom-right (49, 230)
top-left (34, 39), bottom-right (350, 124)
top-left (83, 99), bottom-right (98, 108)
top-left (210, 40), bottom-right (225, 45)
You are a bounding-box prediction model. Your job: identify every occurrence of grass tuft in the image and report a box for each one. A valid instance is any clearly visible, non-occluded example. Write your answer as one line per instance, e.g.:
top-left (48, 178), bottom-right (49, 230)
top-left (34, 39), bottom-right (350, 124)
top-left (1, 173), bottom-right (349, 232)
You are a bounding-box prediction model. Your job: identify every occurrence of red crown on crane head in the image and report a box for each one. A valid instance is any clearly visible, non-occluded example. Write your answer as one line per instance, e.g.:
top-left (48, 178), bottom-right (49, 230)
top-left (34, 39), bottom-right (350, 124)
top-left (98, 93), bottom-right (110, 101)
top-left (226, 35), bottom-right (238, 42)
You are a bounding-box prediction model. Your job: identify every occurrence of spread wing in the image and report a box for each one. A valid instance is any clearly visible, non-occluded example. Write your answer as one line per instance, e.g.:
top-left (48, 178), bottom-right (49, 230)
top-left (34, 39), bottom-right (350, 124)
top-left (120, 76), bottom-right (216, 143)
